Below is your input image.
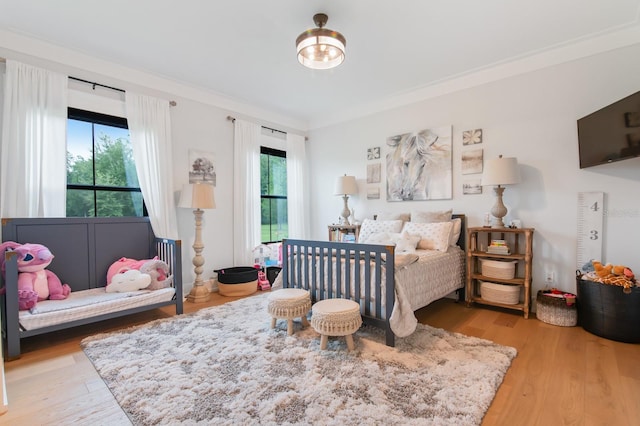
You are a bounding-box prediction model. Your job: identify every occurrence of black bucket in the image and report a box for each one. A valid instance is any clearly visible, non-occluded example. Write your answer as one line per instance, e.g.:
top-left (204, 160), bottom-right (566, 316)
top-left (576, 276), bottom-right (640, 343)
top-left (215, 267), bottom-right (258, 284)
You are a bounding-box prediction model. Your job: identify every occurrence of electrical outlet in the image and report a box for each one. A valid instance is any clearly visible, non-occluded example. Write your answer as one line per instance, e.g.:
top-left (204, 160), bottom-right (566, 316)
top-left (545, 271), bottom-right (554, 283)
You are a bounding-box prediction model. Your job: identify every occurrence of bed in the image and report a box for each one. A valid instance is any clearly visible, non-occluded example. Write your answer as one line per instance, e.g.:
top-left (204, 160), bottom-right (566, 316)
top-left (276, 214), bottom-right (466, 346)
top-left (1, 217), bottom-right (183, 359)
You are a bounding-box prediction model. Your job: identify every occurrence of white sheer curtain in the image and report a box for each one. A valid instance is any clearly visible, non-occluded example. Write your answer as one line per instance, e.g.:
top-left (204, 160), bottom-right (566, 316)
top-left (0, 60), bottom-right (68, 217)
top-left (286, 133), bottom-right (310, 239)
top-left (233, 119), bottom-right (261, 265)
top-left (125, 92), bottom-right (179, 239)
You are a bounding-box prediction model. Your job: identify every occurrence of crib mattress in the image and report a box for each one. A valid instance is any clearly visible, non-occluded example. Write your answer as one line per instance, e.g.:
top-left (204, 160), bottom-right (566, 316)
top-left (18, 287), bottom-right (176, 331)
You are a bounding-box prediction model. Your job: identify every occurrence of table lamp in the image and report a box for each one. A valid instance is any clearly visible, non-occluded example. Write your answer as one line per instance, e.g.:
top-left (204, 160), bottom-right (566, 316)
top-left (481, 155), bottom-right (521, 228)
top-left (334, 175), bottom-right (358, 225)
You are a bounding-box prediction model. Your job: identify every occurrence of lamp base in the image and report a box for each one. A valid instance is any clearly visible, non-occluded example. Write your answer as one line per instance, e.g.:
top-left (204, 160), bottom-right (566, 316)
top-left (186, 284), bottom-right (211, 303)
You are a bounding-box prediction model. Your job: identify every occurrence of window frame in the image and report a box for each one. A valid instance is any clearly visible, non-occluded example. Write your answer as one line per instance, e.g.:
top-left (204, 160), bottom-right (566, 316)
top-left (66, 107), bottom-right (147, 217)
top-left (260, 146), bottom-right (287, 244)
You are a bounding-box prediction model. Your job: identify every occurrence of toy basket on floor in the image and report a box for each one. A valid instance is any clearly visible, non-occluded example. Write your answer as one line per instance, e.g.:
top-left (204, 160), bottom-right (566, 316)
top-left (536, 290), bottom-right (577, 326)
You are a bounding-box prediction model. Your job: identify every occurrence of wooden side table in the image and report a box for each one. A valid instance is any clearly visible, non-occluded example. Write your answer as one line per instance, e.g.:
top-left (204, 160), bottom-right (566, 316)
top-left (328, 224), bottom-right (361, 242)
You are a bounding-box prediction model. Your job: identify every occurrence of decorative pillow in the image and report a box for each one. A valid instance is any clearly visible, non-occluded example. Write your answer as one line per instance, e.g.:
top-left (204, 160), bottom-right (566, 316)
top-left (375, 212), bottom-right (411, 222)
top-left (449, 217), bottom-right (462, 247)
top-left (358, 219), bottom-right (403, 243)
top-left (411, 209), bottom-right (453, 223)
top-left (402, 221), bottom-right (453, 252)
top-left (394, 231), bottom-right (421, 253)
top-left (362, 232), bottom-right (394, 245)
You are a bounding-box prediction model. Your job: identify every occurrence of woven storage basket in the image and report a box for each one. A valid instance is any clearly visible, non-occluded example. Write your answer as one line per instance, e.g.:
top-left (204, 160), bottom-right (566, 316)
top-left (480, 281), bottom-right (520, 305)
top-left (536, 291), bottom-right (577, 326)
top-left (480, 259), bottom-right (517, 279)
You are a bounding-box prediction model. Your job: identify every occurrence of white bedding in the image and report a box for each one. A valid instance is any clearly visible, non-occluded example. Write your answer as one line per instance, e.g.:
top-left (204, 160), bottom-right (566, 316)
top-left (19, 287), bottom-right (176, 331)
top-left (273, 246), bottom-right (465, 338)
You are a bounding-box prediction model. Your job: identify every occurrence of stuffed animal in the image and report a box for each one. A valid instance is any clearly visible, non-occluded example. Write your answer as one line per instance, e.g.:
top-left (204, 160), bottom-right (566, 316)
top-left (107, 256), bottom-right (172, 290)
top-left (590, 260), bottom-right (636, 292)
top-left (0, 241), bottom-right (70, 310)
top-left (106, 269), bottom-right (152, 293)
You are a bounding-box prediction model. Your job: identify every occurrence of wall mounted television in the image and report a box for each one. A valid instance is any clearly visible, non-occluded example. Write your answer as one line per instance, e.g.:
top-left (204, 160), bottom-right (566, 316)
top-left (577, 90), bottom-right (640, 169)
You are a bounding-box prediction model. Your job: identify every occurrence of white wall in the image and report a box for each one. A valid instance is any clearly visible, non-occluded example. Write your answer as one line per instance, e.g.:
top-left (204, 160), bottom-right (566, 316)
top-left (307, 43), bottom-right (640, 296)
top-left (2, 31), bottom-right (639, 299)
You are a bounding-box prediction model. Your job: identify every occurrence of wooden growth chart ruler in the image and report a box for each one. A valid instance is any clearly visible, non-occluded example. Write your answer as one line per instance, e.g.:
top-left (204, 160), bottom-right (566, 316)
top-left (576, 191), bottom-right (604, 269)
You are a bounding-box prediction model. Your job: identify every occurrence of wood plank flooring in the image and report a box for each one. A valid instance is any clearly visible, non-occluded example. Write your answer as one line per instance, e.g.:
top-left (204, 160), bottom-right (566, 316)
top-left (3, 293), bottom-right (639, 425)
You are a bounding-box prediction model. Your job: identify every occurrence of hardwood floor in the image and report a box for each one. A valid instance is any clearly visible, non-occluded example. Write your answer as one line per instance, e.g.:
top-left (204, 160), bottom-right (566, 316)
top-left (3, 294), bottom-right (639, 425)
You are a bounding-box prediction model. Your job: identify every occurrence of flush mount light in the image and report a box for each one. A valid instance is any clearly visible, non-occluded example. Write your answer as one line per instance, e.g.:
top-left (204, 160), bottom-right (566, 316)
top-left (296, 13), bottom-right (346, 70)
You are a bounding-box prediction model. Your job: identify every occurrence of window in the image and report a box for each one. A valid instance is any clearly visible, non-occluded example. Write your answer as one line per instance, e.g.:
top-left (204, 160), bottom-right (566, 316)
top-left (260, 147), bottom-right (287, 243)
top-left (66, 108), bottom-right (145, 217)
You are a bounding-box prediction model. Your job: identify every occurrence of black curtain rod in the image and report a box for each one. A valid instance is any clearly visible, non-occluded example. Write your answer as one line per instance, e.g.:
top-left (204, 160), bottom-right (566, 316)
top-left (69, 76), bottom-right (125, 93)
top-left (226, 115), bottom-right (286, 135)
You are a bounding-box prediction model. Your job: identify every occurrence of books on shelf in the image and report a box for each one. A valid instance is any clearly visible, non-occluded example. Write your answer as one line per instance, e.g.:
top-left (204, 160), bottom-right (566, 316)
top-left (487, 239), bottom-right (510, 255)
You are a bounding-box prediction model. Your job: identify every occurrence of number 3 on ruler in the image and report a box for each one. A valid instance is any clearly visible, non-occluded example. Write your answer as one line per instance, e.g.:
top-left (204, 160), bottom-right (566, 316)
top-left (577, 192), bottom-right (604, 268)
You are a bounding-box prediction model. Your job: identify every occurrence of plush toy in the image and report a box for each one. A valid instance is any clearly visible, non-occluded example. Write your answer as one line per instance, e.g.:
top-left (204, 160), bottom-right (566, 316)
top-left (107, 257), bottom-right (172, 290)
top-left (590, 260), bottom-right (636, 292)
top-left (0, 241), bottom-right (71, 310)
top-left (106, 269), bottom-right (152, 293)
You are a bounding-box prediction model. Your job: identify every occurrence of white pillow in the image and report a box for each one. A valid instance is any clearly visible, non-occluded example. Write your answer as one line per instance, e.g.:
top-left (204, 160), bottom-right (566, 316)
top-left (358, 219), bottom-right (403, 243)
top-left (449, 217), bottom-right (462, 247)
top-left (402, 221), bottom-right (453, 252)
top-left (362, 232), bottom-right (394, 245)
top-left (411, 209), bottom-right (453, 223)
top-left (394, 231), bottom-right (421, 253)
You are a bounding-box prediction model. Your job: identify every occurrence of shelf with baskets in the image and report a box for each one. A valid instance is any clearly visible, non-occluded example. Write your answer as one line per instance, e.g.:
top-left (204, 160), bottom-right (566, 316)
top-left (328, 224), bottom-right (361, 242)
top-left (466, 227), bottom-right (534, 318)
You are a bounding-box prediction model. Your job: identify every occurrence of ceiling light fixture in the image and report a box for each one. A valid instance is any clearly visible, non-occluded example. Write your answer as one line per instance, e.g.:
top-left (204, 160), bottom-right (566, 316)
top-left (296, 13), bottom-right (346, 70)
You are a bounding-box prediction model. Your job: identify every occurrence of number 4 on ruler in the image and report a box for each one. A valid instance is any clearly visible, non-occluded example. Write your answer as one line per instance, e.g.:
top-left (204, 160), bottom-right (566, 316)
top-left (577, 192), bottom-right (604, 268)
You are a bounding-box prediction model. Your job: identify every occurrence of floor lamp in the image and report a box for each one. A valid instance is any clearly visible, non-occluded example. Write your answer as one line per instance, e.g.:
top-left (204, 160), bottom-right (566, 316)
top-left (179, 182), bottom-right (216, 303)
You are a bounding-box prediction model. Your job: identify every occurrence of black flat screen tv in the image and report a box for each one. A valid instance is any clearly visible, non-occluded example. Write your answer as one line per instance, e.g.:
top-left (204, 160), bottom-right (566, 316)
top-left (577, 90), bottom-right (640, 168)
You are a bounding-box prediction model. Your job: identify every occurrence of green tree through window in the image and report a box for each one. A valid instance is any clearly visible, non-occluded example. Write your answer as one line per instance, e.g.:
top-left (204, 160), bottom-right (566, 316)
top-left (260, 147), bottom-right (287, 243)
top-left (66, 108), bottom-right (144, 217)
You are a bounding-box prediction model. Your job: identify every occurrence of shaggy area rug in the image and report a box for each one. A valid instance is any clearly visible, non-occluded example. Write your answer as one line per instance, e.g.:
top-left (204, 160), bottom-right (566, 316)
top-left (82, 293), bottom-right (516, 426)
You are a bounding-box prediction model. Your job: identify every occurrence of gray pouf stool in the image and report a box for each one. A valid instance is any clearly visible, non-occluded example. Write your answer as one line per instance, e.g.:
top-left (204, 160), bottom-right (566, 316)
top-left (311, 298), bottom-right (362, 351)
top-left (267, 288), bottom-right (311, 335)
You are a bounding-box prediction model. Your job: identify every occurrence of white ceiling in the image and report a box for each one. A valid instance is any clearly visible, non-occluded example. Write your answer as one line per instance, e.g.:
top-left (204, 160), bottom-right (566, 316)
top-left (1, 0), bottom-right (639, 129)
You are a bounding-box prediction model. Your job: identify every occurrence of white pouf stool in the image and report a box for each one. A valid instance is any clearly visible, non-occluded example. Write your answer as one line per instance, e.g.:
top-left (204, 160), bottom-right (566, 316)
top-left (267, 288), bottom-right (311, 335)
top-left (311, 298), bottom-right (362, 351)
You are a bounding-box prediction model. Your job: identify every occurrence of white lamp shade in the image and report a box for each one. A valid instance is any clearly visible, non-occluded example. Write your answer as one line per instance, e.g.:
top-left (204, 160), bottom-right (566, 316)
top-left (334, 175), bottom-right (358, 195)
top-left (481, 156), bottom-right (521, 186)
top-left (178, 183), bottom-right (216, 209)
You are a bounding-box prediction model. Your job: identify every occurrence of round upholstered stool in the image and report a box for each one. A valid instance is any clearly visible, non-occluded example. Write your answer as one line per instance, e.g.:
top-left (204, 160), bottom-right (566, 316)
top-left (267, 288), bottom-right (311, 335)
top-left (311, 298), bottom-right (362, 351)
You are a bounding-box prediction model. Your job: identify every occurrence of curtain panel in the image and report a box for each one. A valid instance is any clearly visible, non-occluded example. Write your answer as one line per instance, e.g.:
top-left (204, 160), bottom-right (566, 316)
top-left (286, 133), bottom-right (310, 239)
top-left (233, 119), bottom-right (261, 266)
top-left (125, 92), bottom-right (179, 239)
top-left (0, 60), bottom-right (68, 218)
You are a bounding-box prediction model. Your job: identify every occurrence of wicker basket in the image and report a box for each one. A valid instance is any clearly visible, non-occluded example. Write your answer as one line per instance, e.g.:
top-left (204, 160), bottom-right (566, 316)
top-left (480, 259), bottom-right (517, 279)
top-left (536, 291), bottom-right (577, 327)
top-left (480, 281), bottom-right (520, 305)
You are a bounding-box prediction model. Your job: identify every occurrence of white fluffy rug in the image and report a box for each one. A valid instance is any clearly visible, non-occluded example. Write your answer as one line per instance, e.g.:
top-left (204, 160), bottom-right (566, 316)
top-left (81, 293), bottom-right (516, 425)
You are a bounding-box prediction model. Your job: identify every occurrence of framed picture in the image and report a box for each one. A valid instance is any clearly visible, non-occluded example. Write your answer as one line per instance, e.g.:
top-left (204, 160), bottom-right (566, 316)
top-left (461, 148), bottom-right (483, 175)
top-left (463, 178), bottom-right (482, 195)
top-left (188, 150), bottom-right (216, 186)
top-left (367, 187), bottom-right (380, 200)
top-left (625, 112), bottom-right (640, 128)
top-left (462, 129), bottom-right (483, 145)
top-left (367, 146), bottom-right (381, 160)
top-left (367, 163), bottom-right (381, 183)
top-left (385, 126), bottom-right (452, 201)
